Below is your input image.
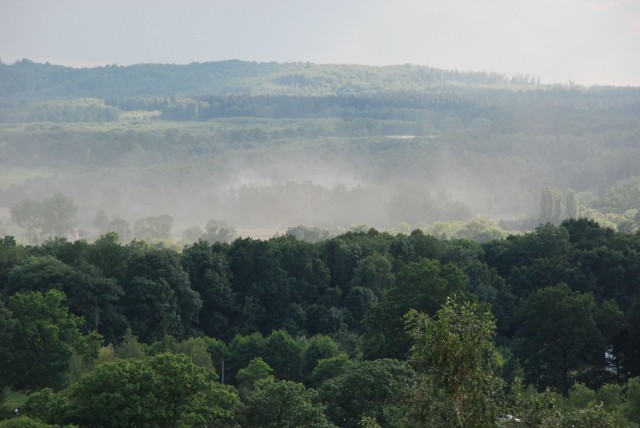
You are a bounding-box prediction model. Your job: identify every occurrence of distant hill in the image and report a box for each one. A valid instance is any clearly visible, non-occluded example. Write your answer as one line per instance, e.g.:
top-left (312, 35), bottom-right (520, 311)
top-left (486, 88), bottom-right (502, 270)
top-left (0, 59), bottom-right (534, 100)
top-left (1, 59), bottom-right (640, 236)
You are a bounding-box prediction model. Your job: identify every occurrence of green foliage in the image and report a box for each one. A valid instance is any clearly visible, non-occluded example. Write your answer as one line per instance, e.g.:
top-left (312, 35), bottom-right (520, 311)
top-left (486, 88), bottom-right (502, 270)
top-left (6, 255), bottom-right (75, 295)
top-left (349, 252), bottom-right (395, 298)
top-left (513, 284), bottom-right (605, 394)
top-left (0, 417), bottom-right (58, 427)
top-left (86, 232), bottom-right (132, 279)
top-left (66, 261), bottom-right (125, 343)
top-left (343, 286), bottom-right (378, 324)
top-left (0, 236), bottom-right (27, 291)
top-left (174, 337), bottom-right (214, 370)
top-left (595, 383), bottom-right (623, 413)
top-left (115, 328), bottom-right (146, 359)
top-left (624, 297), bottom-right (640, 379)
top-left (22, 388), bottom-right (67, 425)
top-left (319, 359), bottom-right (414, 428)
top-left (357, 416), bottom-right (383, 428)
top-left (303, 335), bottom-right (340, 375)
top-left (1, 290), bottom-right (86, 390)
top-left (427, 217), bottom-right (509, 243)
top-left (541, 403), bottom-right (616, 428)
top-left (146, 335), bottom-right (178, 355)
top-left (201, 336), bottom-right (228, 378)
top-left (65, 349), bottom-right (90, 385)
top-left (263, 329), bottom-right (304, 381)
top-left (362, 258), bottom-right (467, 359)
top-left (67, 353), bottom-right (239, 427)
top-left (506, 384), bottom-right (560, 427)
top-left (405, 298), bottom-right (502, 427)
top-left (620, 377), bottom-right (640, 425)
top-left (17, 114), bottom-right (640, 427)
top-left (565, 383), bottom-right (597, 410)
top-left (6, 252), bottom-right (126, 344)
top-left (1, 214), bottom-right (640, 426)
top-left (309, 353), bottom-right (351, 387)
top-left (0, 301), bottom-right (15, 392)
top-left (241, 379), bottom-right (334, 428)
top-left (95, 344), bottom-right (117, 365)
top-left (180, 240), bottom-right (236, 339)
top-left (227, 332), bottom-right (267, 386)
top-left (122, 247), bottom-right (202, 342)
top-left (236, 357), bottom-right (274, 392)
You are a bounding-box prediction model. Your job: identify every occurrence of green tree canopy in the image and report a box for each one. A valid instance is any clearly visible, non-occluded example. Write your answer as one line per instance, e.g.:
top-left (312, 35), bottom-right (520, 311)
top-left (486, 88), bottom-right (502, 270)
top-left (68, 353), bottom-right (239, 427)
top-left (405, 298), bottom-right (502, 427)
top-left (349, 252), bottom-right (395, 298)
top-left (319, 359), bottom-right (414, 428)
top-left (241, 379), bottom-right (334, 428)
top-left (303, 334), bottom-right (340, 375)
top-left (263, 329), bottom-right (304, 381)
top-left (123, 247), bottom-right (202, 342)
top-left (362, 258), bottom-right (467, 359)
top-left (1, 290), bottom-right (86, 390)
top-left (180, 240), bottom-right (236, 339)
top-left (513, 284), bottom-right (605, 395)
top-left (236, 357), bottom-right (274, 392)
top-left (227, 332), bottom-right (267, 386)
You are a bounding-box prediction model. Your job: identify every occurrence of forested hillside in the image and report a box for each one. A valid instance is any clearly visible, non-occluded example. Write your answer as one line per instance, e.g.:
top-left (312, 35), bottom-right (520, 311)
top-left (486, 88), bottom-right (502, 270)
top-left (0, 59), bottom-right (528, 99)
top-left (1, 60), bottom-right (640, 426)
top-left (1, 60), bottom-right (640, 241)
top-left (1, 220), bottom-right (640, 426)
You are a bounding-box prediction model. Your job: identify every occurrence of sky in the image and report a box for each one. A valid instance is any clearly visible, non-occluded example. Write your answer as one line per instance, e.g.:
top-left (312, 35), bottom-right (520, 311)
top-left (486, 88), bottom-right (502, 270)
top-left (1, 0), bottom-right (640, 86)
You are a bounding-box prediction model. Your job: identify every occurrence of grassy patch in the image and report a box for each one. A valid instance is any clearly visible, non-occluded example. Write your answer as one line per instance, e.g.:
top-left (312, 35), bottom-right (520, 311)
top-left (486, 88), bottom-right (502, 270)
top-left (0, 389), bottom-right (28, 420)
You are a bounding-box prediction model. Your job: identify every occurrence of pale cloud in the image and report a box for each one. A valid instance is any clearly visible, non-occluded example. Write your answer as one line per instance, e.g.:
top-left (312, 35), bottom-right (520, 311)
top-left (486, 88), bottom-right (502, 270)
top-left (588, 1), bottom-right (619, 11)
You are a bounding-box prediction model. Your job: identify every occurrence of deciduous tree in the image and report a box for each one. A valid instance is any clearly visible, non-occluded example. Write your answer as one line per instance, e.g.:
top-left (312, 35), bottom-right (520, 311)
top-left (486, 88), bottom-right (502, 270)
top-left (241, 379), bottom-right (334, 428)
top-left (2, 290), bottom-right (86, 390)
top-left (513, 284), bottom-right (605, 395)
top-left (405, 298), bottom-right (502, 427)
top-left (68, 353), bottom-right (239, 427)
top-left (10, 199), bottom-right (43, 244)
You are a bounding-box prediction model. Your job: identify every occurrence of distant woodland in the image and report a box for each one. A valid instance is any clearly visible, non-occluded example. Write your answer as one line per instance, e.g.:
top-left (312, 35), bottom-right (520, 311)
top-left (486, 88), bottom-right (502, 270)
top-left (1, 60), bottom-right (640, 241)
top-left (1, 60), bottom-right (640, 426)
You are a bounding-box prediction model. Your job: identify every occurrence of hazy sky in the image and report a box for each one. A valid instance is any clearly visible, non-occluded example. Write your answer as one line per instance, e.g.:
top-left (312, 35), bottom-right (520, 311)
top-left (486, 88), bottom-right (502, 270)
top-left (2, 0), bottom-right (640, 86)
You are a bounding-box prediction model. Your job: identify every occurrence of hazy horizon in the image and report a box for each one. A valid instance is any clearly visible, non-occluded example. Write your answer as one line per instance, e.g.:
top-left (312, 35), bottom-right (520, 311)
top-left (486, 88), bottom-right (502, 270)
top-left (2, 0), bottom-right (640, 87)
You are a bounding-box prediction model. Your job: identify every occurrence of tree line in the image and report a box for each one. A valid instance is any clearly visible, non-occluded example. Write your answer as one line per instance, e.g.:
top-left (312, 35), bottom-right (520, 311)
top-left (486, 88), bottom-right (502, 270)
top-left (0, 59), bottom-right (538, 101)
top-left (2, 218), bottom-right (640, 425)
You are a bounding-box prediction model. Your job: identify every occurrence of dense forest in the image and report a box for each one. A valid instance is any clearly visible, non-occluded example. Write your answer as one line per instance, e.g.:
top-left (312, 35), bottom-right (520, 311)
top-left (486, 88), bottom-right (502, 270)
top-left (1, 220), bottom-right (640, 426)
top-left (1, 60), bottom-right (640, 426)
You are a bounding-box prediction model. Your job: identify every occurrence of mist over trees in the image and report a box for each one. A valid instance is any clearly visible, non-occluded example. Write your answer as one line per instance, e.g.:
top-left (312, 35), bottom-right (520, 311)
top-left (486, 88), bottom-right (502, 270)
top-left (1, 60), bottom-right (640, 426)
top-left (1, 60), bottom-right (640, 241)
